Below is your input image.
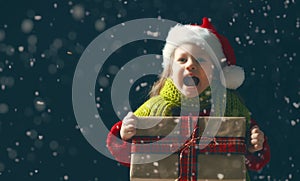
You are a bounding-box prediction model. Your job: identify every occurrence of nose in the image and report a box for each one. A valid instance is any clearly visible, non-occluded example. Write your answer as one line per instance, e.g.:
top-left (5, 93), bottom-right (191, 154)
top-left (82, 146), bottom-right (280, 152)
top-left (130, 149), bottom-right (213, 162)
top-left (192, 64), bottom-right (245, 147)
top-left (185, 58), bottom-right (196, 71)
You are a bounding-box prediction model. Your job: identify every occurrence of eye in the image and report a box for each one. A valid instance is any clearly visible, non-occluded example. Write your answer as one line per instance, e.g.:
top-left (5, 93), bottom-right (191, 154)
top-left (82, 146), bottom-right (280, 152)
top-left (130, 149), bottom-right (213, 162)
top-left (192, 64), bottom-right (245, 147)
top-left (177, 58), bottom-right (187, 63)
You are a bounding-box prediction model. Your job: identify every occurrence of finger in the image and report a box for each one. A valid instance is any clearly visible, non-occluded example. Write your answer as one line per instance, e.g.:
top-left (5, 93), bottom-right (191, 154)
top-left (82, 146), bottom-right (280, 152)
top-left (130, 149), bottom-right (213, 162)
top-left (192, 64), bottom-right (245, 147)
top-left (252, 138), bottom-right (264, 147)
top-left (126, 129), bottom-right (136, 136)
top-left (121, 128), bottom-right (136, 140)
top-left (251, 139), bottom-right (259, 145)
top-left (128, 128), bottom-right (136, 133)
top-left (251, 126), bottom-right (260, 134)
top-left (254, 144), bottom-right (263, 151)
top-left (126, 131), bottom-right (134, 135)
top-left (125, 125), bottom-right (136, 131)
top-left (251, 133), bottom-right (259, 139)
top-left (253, 130), bottom-right (264, 143)
top-left (128, 120), bottom-right (137, 127)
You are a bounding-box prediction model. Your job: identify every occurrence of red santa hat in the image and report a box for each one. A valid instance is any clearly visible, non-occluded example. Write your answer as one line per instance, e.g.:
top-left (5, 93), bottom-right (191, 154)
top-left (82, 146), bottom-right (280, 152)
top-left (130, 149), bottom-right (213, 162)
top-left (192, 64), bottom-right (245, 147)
top-left (162, 17), bottom-right (245, 90)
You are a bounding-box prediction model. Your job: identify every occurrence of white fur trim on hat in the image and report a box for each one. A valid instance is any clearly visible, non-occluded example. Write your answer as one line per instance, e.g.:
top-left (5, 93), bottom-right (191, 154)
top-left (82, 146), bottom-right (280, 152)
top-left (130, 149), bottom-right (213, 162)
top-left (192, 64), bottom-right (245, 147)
top-left (162, 24), bottom-right (225, 68)
top-left (220, 65), bottom-right (245, 89)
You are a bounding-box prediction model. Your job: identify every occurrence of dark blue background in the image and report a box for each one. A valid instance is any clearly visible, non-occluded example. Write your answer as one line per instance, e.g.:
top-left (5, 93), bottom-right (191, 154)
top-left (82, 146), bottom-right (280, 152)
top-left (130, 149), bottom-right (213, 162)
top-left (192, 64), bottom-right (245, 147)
top-left (0, 0), bottom-right (299, 180)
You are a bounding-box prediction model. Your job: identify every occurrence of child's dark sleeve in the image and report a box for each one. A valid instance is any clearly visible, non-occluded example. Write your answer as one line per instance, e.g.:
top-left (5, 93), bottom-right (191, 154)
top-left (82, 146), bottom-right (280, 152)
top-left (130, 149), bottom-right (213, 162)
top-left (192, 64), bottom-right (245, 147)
top-left (106, 121), bottom-right (131, 167)
top-left (245, 119), bottom-right (271, 171)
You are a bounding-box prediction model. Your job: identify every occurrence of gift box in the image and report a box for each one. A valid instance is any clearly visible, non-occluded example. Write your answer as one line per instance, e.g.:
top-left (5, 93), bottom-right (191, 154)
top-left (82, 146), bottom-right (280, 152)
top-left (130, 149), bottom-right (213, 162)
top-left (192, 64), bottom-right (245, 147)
top-left (130, 117), bottom-right (247, 181)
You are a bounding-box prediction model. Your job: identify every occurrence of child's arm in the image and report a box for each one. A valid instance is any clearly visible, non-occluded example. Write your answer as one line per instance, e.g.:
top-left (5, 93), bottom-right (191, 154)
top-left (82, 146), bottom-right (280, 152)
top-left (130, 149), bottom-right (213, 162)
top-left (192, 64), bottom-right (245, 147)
top-left (106, 100), bottom-right (152, 167)
top-left (106, 120), bottom-right (131, 167)
top-left (245, 119), bottom-right (271, 171)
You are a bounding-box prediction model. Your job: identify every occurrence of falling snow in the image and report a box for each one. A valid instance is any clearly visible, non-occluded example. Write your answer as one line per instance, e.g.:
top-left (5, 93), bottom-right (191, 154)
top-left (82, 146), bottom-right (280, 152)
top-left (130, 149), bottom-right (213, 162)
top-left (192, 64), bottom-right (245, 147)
top-left (0, 0), bottom-right (299, 180)
top-left (21, 19), bottom-right (34, 33)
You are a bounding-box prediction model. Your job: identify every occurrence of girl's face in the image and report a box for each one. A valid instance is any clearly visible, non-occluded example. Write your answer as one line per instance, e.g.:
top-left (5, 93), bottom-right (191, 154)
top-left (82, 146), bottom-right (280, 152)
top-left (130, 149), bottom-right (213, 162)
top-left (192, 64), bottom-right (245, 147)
top-left (170, 43), bottom-right (214, 98)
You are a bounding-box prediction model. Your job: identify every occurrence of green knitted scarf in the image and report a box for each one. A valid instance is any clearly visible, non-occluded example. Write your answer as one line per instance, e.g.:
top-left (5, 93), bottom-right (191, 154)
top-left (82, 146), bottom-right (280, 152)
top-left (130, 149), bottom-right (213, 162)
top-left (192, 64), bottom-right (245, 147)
top-left (134, 78), bottom-right (251, 125)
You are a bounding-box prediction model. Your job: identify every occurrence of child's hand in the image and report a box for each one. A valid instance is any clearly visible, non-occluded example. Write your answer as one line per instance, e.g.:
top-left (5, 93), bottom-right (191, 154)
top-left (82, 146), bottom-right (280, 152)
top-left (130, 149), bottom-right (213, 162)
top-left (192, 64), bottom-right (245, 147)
top-left (248, 126), bottom-right (265, 153)
top-left (120, 112), bottom-right (137, 141)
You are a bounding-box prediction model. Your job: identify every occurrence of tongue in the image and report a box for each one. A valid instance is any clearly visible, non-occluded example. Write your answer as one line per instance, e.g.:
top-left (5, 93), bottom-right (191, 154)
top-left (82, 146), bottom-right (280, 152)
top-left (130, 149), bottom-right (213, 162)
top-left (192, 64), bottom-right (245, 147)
top-left (183, 76), bottom-right (200, 86)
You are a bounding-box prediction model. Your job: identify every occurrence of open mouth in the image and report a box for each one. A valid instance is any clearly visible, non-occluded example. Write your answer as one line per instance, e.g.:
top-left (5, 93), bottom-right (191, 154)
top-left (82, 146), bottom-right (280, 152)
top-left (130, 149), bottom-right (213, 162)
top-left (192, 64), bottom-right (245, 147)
top-left (183, 76), bottom-right (200, 86)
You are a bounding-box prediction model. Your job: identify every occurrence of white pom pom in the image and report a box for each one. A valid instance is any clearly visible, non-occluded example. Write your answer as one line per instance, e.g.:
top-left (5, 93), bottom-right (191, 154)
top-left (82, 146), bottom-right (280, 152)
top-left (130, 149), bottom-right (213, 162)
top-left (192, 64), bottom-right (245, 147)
top-left (220, 65), bottom-right (245, 89)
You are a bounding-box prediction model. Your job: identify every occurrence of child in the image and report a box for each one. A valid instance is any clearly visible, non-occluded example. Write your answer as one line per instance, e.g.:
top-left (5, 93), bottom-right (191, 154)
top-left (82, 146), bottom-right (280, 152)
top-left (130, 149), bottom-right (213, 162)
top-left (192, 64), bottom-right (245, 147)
top-left (106, 17), bottom-right (270, 180)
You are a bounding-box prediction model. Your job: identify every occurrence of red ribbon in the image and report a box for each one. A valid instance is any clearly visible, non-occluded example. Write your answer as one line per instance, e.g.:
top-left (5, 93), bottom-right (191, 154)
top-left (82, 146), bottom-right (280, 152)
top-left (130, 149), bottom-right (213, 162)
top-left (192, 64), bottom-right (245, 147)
top-left (177, 127), bottom-right (199, 181)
